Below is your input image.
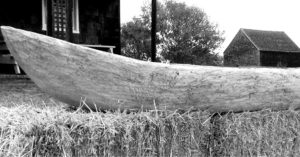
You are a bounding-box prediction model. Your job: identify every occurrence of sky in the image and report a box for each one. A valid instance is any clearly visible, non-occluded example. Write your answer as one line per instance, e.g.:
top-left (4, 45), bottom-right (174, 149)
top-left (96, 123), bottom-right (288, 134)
top-left (121, 0), bottom-right (300, 55)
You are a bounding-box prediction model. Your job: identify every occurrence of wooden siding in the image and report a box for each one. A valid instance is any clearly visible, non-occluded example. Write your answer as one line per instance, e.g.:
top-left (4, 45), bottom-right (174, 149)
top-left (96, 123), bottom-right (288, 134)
top-left (75, 0), bottom-right (120, 54)
top-left (0, 0), bottom-right (42, 72)
top-left (260, 51), bottom-right (300, 67)
top-left (224, 30), bottom-right (259, 66)
top-left (0, 0), bottom-right (43, 37)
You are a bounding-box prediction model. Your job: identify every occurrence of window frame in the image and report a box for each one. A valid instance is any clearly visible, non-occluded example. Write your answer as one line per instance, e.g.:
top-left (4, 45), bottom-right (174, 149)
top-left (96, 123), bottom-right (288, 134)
top-left (42, 0), bottom-right (80, 34)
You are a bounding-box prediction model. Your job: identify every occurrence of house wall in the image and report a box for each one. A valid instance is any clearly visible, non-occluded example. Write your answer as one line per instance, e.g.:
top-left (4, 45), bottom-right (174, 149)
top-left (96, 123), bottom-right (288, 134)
top-left (0, 0), bottom-right (43, 40)
top-left (0, 0), bottom-right (121, 54)
top-left (0, 0), bottom-right (42, 74)
top-left (0, 0), bottom-right (120, 74)
top-left (75, 0), bottom-right (120, 54)
top-left (224, 30), bottom-right (259, 66)
top-left (260, 51), bottom-right (300, 67)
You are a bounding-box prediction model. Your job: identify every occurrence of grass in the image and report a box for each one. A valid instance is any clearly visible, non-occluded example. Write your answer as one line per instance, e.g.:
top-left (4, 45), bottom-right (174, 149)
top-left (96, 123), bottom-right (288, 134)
top-left (1, 76), bottom-right (300, 156)
top-left (0, 75), bottom-right (58, 107)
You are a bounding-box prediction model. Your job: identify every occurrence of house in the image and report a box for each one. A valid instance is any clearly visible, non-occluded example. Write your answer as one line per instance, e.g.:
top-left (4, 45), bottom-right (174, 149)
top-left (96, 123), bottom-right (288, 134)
top-left (224, 28), bottom-right (300, 67)
top-left (0, 0), bottom-right (120, 74)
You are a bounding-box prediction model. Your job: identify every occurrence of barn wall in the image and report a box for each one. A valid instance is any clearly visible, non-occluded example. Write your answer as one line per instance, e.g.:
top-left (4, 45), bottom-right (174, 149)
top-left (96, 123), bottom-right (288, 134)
top-left (287, 53), bottom-right (300, 67)
top-left (224, 30), bottom-right (259, 66)
top-left (260, 51), bottom-right (300, 67)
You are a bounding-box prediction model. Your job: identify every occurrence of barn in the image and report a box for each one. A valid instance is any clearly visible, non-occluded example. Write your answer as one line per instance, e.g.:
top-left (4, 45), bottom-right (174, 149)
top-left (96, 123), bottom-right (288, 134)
top-left (0, 0), bottom-right (120, 74)
top-left (224, 28), bottom-right (300, 67)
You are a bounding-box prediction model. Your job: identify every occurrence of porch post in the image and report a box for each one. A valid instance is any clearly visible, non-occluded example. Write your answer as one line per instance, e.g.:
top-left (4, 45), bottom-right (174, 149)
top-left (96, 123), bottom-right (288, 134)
top-left (46, 0), bottom-right (53, 36)
top-left (151, 0), bottom-right (157, 62)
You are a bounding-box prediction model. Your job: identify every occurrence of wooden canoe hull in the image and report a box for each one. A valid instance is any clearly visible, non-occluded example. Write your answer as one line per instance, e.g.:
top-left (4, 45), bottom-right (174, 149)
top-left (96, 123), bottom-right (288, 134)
top-left (2, 26), bottom-right (300, 112)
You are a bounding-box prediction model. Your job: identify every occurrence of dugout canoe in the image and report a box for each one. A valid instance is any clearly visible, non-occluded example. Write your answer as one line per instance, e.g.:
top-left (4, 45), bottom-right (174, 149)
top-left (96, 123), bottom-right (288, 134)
top-left (2, 26), bottom-right (300, 113)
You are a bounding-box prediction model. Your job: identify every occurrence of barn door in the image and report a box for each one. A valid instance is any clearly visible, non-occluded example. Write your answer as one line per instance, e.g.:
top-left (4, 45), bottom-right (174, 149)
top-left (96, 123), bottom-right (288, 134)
top-left (47, 0), bottom-right (73, 41)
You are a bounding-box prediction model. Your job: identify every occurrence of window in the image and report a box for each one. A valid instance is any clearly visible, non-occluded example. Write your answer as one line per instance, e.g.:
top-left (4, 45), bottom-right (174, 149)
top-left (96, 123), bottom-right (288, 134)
top-left (42, 0), bottom-right (79, 33)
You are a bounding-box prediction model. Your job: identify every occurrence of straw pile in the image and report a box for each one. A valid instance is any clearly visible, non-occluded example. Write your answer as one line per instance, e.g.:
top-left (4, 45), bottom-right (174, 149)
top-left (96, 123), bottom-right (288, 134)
top-left (1, 104), bottom-right (300, 157)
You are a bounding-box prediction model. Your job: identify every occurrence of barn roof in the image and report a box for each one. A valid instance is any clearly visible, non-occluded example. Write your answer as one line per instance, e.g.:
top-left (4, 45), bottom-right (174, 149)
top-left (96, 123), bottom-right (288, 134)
top-left (241, 28), bottom-right (300, 52)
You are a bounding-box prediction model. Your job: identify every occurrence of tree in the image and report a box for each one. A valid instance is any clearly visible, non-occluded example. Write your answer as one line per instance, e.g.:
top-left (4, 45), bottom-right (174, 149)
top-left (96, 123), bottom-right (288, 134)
top-left (121, 0), bottom-right (224, 65)
top-left (121, 18), bottom-right (151, 61)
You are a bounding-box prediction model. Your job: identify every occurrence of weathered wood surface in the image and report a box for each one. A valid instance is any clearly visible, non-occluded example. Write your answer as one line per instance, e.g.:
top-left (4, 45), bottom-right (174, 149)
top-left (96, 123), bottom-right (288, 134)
top-left (2, 26), bottom-right (300, 113)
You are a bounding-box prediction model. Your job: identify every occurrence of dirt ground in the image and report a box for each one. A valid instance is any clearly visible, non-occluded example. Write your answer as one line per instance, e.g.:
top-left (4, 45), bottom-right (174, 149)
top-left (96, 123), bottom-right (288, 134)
top-left (0, 75), bottom-right (63, 107)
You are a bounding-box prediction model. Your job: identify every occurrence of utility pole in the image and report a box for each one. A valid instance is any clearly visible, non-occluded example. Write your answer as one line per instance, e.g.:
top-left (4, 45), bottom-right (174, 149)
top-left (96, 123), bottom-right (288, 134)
top-left (151, 0), bottom-right (157, 62)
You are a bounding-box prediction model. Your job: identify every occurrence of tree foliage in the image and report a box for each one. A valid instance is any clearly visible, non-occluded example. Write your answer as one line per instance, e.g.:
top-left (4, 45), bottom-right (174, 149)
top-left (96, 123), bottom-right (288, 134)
top-left (121, 18), bottom-right (151, 61)
top-left (121, 0), bottom-right (224, 65)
